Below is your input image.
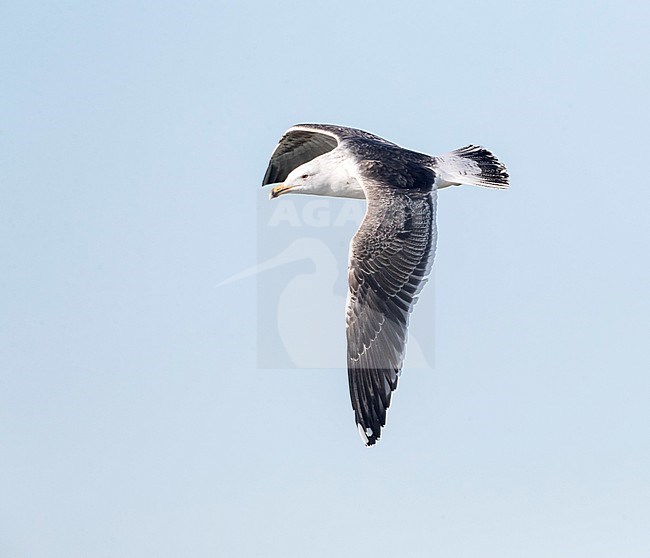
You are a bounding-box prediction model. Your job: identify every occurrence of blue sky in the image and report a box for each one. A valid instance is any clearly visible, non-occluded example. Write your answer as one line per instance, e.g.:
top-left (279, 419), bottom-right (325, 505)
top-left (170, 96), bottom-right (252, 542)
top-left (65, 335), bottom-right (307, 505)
top-left (2, 1), bottom-right (649, 556)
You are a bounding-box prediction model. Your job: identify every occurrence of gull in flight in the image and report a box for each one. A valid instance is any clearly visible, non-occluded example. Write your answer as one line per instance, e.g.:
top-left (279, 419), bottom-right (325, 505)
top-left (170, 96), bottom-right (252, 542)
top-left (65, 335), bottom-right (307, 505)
top-left (263, 124), bottom-right (509, 446)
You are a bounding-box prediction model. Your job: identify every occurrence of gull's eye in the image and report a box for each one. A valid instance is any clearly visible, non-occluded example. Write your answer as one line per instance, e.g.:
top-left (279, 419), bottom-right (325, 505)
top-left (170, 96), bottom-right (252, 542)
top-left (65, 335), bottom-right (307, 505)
top-left (301, 174), bottom-right (308, 179)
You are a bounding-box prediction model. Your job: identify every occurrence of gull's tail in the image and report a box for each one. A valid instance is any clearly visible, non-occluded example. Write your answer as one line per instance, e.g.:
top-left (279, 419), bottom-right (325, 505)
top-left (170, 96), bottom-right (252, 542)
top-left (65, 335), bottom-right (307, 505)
top-left (432, 145), bottom-right (509, 190)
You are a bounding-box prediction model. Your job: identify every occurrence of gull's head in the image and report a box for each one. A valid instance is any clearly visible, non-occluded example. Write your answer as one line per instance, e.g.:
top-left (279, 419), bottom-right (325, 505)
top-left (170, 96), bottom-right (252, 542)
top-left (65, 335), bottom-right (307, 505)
top-left (270, 158), bottom-right (329, 199)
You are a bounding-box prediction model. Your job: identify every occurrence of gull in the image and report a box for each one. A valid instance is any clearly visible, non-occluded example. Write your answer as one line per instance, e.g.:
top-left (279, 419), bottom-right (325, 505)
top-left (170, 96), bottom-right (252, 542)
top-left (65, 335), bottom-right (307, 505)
top-left (263, 124), bottom-right (508, 446)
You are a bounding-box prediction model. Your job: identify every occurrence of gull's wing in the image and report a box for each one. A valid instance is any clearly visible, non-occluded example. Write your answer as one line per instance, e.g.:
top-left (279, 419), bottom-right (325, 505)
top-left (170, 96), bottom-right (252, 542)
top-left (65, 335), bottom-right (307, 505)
top-left (261, 125), bottom-right (340, 186)
top-left (261, 124), bottom-right (399, 186)
top-left (346, 189), bottom-right (437, 446)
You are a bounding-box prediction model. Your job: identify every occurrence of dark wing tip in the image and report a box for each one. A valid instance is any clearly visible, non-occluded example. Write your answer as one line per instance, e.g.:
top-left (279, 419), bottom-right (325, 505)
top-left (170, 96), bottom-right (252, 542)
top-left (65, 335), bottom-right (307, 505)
top-left (350, 365), bottom-right (400, 447)
top-left (357, 423), bottom-right (382, 447)
top-left (261, 161), bottom-right (280, 186)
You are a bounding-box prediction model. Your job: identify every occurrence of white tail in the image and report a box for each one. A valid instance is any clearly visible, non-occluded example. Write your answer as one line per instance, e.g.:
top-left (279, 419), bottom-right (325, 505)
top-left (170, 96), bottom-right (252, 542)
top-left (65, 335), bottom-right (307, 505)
top-left (433, 145), bottom-right (509, 190)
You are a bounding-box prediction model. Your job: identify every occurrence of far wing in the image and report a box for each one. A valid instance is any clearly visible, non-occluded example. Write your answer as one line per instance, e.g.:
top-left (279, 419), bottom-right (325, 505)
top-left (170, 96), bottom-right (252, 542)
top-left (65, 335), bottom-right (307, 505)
top-left (261, 126), bottom-right (339, 186)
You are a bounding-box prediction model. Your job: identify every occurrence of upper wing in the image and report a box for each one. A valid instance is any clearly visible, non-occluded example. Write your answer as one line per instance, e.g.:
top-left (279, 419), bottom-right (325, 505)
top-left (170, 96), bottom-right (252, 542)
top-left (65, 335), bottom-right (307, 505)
top-left (346, 190), bottom-right (437, 446)
top-left (261, 125), bottom-right (340, 186)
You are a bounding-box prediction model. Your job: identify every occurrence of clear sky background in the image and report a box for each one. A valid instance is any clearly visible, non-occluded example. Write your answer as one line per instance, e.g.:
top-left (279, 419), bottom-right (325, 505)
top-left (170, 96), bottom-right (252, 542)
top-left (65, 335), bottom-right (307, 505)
top-left (2, 1), bottom-right (649, 556)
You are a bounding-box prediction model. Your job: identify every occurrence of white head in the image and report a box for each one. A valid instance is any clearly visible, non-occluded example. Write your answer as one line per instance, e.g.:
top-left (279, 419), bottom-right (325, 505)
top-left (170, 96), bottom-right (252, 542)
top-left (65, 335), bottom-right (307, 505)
top-left (269, 151), bottom-right (364, 199)
top-left (270, 157), bottom-right (329, 198)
